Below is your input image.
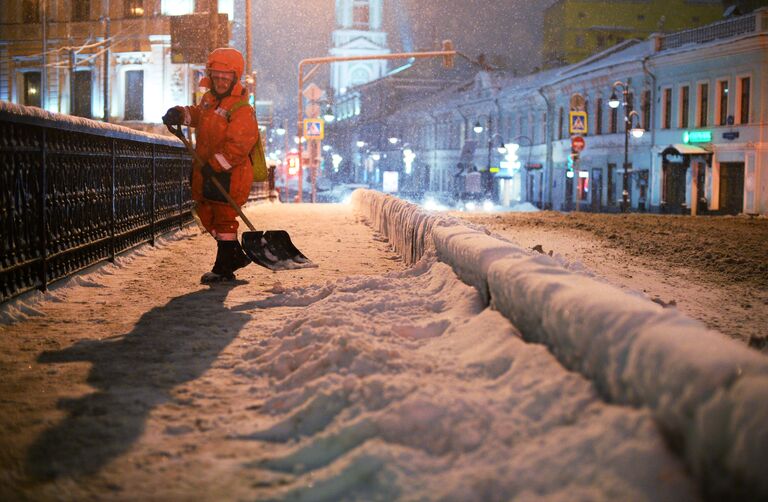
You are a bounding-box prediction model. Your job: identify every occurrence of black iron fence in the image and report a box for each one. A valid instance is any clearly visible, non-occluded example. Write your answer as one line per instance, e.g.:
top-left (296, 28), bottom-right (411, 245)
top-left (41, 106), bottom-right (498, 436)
top-left (1, 102), bottom-right (193, 303)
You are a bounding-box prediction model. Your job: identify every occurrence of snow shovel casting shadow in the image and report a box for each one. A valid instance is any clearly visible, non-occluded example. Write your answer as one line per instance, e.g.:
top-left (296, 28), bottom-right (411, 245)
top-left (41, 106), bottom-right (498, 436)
top-left (167, 124), bottom-right (316, 271)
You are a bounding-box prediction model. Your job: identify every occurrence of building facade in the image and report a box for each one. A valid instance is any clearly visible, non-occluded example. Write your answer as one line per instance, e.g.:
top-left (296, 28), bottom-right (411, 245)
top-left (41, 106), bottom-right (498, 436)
top-left (0, 0), bottom-right (240, 132)
top-left (326, 8), bottom-right (768, 216)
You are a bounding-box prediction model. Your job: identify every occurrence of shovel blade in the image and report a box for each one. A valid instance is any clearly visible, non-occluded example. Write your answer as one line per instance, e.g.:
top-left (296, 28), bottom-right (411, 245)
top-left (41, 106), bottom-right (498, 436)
top-left (241, 231), bottom-right (316, 271)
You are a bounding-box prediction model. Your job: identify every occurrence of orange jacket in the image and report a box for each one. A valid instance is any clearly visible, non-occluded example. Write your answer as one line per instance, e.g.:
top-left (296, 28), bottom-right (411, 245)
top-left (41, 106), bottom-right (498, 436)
top-left (181, 85), bottom-right (258, 206)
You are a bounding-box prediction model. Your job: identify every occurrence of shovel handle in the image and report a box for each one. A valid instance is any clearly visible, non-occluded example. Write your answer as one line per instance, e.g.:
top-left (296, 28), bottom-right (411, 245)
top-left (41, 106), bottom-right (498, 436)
top-left (166, 123), bottom-right (257, 232)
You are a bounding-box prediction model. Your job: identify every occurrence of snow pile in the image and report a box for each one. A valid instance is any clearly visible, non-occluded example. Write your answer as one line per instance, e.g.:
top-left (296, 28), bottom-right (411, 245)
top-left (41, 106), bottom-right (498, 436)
top-left (352, 189), bottom-right (768, 500)
top-left (233, 259), bottom-right (697, 501)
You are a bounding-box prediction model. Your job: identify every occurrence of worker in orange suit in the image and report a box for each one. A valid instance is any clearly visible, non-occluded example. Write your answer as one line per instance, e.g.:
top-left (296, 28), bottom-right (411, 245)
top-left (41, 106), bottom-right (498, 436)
top-left (162, 48), bottom-right (258, 284)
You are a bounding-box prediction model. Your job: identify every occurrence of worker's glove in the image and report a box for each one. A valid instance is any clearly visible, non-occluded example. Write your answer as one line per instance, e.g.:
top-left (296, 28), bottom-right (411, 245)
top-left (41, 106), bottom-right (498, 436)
top-left (201, 163), bottom-right (231, 203)
top-left (162, 106), bottom-right (184, 126)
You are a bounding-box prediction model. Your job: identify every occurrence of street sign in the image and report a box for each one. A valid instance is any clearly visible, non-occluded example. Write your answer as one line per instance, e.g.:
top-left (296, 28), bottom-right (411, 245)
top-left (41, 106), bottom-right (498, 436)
top-left (303, 118), bottom-right (324, 139)
top-left (170, 14), bottom-right (229, 64)
top-left (570, 93), bottom-right (585, 111)
top-left (569, 111), bottom-right (588, 135)
top-left (306, 103), bottom-right (321, 118)
top-left (302, 83), bottom-right (324, 101)
top-left (571, 135), bottom-right (585, 153)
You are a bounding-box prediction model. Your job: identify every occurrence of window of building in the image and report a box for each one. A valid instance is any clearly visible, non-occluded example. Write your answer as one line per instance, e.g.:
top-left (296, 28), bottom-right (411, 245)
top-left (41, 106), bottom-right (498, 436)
top-left (596, 34), bottom-right (606, 49)
top-left (637, 14), bottom-right (645, 21)
top-left (662, 87), bottom-right (672, 129)
top-left (698, 82), bottom-right (709, 127)
top-left (353, 1), bottom-right (369, 27)
top-left (609, 104), bottom-right (617, 134)
top-left (626, 92), bottom-right (634, 115)
top-left (642, 90), bottom-right (651, 130)
top-left (23, 72), bottom-right (42, 108)
top-left (679, 86), bottom-right (689, 128)
top-left (595, 98), bottom-right (603, 135)
top-left (161, 0), bottom-right (193, 15)
top-left (738, 76), bottom-right (750, 124)
top-left (717, 79), bottom-right (729, 125)
top-left (72, 0), bottom-right (90, 21)
top-left (22, 0), bottom-right (39, 23)
top-left (125, 0), bottom-right (144, 17)
top-left (558, 107), bottom-right (564, 140)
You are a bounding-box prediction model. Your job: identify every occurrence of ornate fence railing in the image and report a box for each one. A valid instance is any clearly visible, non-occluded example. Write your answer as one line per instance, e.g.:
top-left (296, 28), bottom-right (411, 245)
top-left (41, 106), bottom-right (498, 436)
top-left (1, 102), bottom-right (193, 303)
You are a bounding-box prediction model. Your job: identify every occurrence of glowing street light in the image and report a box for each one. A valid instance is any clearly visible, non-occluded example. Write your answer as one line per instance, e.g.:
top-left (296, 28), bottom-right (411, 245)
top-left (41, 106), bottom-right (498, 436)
top-left (388, 136), bottom-right (399, 145)
top-left (473, 121), bottom-right (484, 134)
top-left (608, 80), bottom-right (646, 212)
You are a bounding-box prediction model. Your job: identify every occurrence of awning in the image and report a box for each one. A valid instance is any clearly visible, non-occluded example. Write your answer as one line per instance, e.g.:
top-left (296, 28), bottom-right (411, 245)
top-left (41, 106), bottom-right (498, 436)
top-left (661, 144), bottom-right (713, 156)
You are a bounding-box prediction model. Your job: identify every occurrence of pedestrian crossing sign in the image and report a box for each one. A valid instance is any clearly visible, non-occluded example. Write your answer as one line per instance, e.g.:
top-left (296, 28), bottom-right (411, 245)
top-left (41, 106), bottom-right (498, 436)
top-left (569, 111), bottom-right (588, 135)
top-left (303, 118), bottom-right (324, 139)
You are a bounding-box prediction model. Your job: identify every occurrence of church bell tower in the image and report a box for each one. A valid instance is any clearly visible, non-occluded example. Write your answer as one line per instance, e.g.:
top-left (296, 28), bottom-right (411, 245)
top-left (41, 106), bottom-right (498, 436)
top-left (330, 0), bottom-right (390, 96)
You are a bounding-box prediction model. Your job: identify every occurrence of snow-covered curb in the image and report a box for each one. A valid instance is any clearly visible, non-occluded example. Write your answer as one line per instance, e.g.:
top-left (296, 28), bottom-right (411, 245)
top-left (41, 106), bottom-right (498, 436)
top-left (352, 188), bottom-right (768, 500)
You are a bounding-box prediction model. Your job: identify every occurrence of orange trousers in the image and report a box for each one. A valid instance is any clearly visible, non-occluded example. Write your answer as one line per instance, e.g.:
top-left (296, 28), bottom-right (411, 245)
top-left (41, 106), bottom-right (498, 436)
top-left (195, 201), bottom-right (239, 239)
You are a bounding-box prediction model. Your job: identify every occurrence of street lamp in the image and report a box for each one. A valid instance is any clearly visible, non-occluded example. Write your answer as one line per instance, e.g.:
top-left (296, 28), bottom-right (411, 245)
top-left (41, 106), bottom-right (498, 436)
top-left (323, 103), bottom-right (335, 123)
top-left (388, 136), bottom-right (399, 145)
top-left (609, 80), bottom-right (645, 212)
top-left (473, 121), bottom-right (484, 134)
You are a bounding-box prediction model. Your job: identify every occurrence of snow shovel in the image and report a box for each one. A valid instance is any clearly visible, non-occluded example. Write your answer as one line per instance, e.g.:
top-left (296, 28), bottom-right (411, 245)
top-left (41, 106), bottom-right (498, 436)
top-left (166, 124), bottom-right (315, 271)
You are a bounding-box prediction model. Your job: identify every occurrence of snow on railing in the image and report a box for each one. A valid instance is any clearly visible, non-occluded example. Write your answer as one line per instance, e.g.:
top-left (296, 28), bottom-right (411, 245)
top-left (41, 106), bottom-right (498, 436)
top-left (352, 188), bottom-right (768, 502)
top-left (658, 10), bottom-right (763, 51)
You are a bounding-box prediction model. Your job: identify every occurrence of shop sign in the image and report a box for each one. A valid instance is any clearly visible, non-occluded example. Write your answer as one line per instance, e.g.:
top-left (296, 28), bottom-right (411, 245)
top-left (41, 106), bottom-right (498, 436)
top-left (723, 131), bottom-right (740, 140)
top-left (664, 154), bottom-right (684, 164)
top-left (683, 130), bottom-right (712, 144)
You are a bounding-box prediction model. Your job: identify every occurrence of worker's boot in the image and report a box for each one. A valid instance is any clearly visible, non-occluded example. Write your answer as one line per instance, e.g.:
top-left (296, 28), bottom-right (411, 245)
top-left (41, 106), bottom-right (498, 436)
top-left (200, 240), bottom-right (251, 284)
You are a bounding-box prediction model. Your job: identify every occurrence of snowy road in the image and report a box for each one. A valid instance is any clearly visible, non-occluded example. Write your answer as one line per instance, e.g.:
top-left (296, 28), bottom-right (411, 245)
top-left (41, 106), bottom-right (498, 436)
top-left (0, 203), bottom-right (711, 500)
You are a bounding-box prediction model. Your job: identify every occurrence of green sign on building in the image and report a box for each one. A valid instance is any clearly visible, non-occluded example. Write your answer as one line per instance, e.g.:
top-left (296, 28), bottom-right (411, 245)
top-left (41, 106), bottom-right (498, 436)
top-left (683, 130), bottom-right (712, 144)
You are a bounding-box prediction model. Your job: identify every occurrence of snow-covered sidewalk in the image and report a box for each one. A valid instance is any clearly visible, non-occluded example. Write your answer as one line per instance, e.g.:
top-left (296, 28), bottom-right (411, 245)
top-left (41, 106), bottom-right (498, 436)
top-left (0, 202), bottom-right (753, 500)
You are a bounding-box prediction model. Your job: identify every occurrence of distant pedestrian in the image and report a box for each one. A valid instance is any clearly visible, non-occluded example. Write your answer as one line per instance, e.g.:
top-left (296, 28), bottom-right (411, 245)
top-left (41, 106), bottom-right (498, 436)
top-left (162, 48), bottom-right (258, 283)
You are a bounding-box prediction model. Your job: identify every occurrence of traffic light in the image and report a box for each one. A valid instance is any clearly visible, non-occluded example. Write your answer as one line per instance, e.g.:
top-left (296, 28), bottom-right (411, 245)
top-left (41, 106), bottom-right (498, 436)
top-left (442, 40), bottom-right (454, 69)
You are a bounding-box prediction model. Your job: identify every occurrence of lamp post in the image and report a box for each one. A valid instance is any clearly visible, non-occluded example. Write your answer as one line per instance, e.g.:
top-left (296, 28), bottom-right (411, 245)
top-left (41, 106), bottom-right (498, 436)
top-left (474, 117), bottom-right (504, 201)
top-left (608, 81), bottom-right (645, 212)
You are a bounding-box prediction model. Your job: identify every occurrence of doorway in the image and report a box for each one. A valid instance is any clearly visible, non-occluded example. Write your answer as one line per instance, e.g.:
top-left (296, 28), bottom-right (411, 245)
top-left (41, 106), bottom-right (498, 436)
top-left (124, 70), bottom-right (144, 120)
top-left (72, 70), bottom-right (92, 118)
top-left (591, 168), bottom-right (602, 211)
top-left (718, 162), bottom-right (744, 215)
top-left (663, 161), bottom-right (687, 213)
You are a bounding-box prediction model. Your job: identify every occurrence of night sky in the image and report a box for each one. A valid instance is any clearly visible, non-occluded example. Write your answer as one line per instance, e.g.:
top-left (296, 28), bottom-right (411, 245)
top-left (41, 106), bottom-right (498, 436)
top-left (249, 0), bottom-right (558, 112)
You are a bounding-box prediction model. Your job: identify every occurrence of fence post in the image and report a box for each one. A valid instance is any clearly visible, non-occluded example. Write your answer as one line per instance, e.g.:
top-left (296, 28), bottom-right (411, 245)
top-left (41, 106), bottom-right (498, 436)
top-left (110, 138), bottom-right (116, 261)
top-left (179, 152), bottom-right (183, 230)
top-left (150, 143), bottom-right (156, 246)
top-left (38, 127), bottom-right (48, 292)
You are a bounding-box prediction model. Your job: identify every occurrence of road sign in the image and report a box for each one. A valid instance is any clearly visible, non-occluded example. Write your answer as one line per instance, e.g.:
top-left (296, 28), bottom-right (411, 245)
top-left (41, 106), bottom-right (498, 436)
top-left (302, 83), bottom-right (324, 101)
top-left (570, 93), bottom-right (585, 111)
top-left (571, 135), bottom-right (585, 153)
top-left (569, 111), bottom-right (588, 135)
top-left (305, 103), bottom-right (321, 118)
top-left (303, 118), bottom-right (324, 139)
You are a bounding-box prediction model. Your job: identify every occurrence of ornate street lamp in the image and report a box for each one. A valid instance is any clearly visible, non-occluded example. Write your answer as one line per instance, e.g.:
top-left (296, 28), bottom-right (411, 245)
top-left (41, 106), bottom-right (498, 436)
top-left (609, 80), bottom-right (645, 212)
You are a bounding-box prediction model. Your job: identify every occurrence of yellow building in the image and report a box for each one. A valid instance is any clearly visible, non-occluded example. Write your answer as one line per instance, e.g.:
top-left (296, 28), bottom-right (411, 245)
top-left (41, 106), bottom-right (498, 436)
top-left (543, 0), bottom-right (726, 68)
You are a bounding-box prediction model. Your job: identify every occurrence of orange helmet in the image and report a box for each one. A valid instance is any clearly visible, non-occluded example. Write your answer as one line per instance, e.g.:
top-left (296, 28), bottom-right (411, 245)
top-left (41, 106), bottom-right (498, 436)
top-left (206, 48), bottom-right (245, 80)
